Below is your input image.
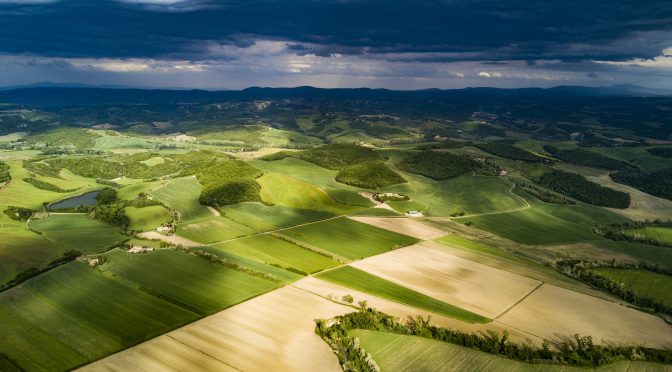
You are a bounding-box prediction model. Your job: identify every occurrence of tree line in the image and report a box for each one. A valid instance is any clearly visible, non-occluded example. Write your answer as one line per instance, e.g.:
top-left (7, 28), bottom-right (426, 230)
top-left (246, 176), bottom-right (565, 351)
top-left (553, 259), bottom-right (672, 317)
top-left (315, 306), bottom-right (672, 371)
top-left (535, 170), bottom-right (630, 208)
top-left (594, 220), bottom-right (672, 248)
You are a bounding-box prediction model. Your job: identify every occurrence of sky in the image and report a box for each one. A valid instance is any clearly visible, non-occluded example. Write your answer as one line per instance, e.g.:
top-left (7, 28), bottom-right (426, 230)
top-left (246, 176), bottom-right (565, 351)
top-left (0, 0), bottom-right (670, 90)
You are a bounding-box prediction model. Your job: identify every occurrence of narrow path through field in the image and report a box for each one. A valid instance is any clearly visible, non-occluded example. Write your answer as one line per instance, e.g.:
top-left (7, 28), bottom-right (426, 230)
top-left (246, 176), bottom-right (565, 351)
top-left (443, 182), bottom-right (531, 219)
top-left (494, 282), bottom-right (544, 320)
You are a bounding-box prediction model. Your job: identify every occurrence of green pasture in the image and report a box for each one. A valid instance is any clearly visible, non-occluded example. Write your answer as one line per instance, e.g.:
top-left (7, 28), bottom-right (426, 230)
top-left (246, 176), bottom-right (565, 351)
top-left (594, 268), bottom-right (672, 307)
top-left (125, 205), bottom-right (172, 231)
top-left (351, 330), bottom-right (666, 372)
top-left (176, 216), bottom-right (256, 244)
top-left (101, 249), bottom-right (279, 314)
top-left (211, 234), bottom-right (340, 274)
top-left (150, 176), bottom-right (213, 222)
top-left (278, 217), bottom-right (419, 260)
top-left (0, 262), bottom-right (197, 371)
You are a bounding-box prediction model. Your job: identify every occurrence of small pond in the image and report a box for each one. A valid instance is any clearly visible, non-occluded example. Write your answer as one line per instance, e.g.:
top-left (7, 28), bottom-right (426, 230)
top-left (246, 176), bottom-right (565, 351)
top-left (48, 190), bottom-right (100, 210)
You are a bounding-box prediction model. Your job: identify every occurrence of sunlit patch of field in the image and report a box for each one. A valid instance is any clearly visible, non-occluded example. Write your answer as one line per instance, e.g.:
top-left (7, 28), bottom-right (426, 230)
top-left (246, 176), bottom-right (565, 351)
top-left (348, 243), bottom-right (541, 319)
top-left (124, 205), bottom-right (172, 231)
top-left (176, 216), bottom-right (256, 244)
top-left (81, 285), bottom-right (351, 372)
top-left (347, 216), bottom-right (447, 240)
top-left (149, 176), bottom-right (213, 222)
top-left (497, 284), bottom-right (672, 348)
top-left (587, 173), bottom-right (672, 221)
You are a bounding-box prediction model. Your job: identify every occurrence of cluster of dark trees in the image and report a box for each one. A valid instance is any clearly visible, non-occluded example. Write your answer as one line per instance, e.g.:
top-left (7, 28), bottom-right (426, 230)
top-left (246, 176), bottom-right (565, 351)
top-left (281, 143), bottom-right (381, 170)
top-left (544, 146), bottom-right (633, 171)
top-left (23, 177), bottom-right (79, 193)
top-left (3, 206), bottom-right (33, 221)
top-left (515, 182), bottom-right (575, 205)
top-left (335, 161), bottom-right (406, 189)
top-left (88, 188), bottom-right (130, 229)
top-left (536, 170), bottom-right (630, 208)
top-left (475, 142), bottom-right (544, 163)
top-left (398, 150), bottom-right (480, 180)
top-left (594, 220), bottom-right (672, 248)
top-left (0, 161), bottom-right (10, 184)
top-left (647, 148), bottom-right (672, 158)
top-left (316, 307), bottom-right (672, 370)
top-left (554, 259), bottom-right (672, 316)
top-left (612, 168), bottom-right (672, 201)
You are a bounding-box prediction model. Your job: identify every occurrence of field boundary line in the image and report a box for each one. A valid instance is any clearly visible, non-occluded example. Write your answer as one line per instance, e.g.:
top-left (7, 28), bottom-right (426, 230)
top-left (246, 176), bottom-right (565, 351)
top-left (166, 334), bottom-right (244, 371)
top-left (494, 282), bottom-right (544, 320)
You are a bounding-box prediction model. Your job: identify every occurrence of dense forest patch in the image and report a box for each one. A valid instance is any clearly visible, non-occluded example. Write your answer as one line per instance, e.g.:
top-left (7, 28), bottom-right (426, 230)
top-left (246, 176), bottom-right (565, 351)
top-left (544, 145), bottom-right (634, 171)
top-left (398, 150), bottom-right (480, 180)
top-left (612, 168), bottom-right (672, 201)
top-left (535, 170), bottom-right (630, 208)
top-left (335, 161), bottom-right (406, 189)
top-left (647, 148), bottom-right (672, 158)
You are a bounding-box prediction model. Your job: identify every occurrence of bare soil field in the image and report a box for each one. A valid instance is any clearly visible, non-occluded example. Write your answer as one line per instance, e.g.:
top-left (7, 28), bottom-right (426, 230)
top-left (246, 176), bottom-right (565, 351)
top-left (81, 285), bottom-right (350, 372)
top-left (137, 231), bottom-right (201, 247)
top-left (347, 216), bottom-right (447, 240)
top-left (349, 243), bottom-right (541, 318)
top-left (295, 276), bottom-right (543, 346)
top-left (497, 284), bottom-right (672, 348)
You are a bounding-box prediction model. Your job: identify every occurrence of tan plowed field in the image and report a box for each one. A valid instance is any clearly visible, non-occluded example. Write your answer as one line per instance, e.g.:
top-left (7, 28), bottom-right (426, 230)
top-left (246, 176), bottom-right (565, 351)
top-left (347, 216), bottom-right (447, 240)
top-left (295, 276), bottom-right (543, 346)
top-left (349, 243), bottom-right (541, 318)
top-left (81, 285), bottom-right (351, 372)
top-left (497, 284), bottom-right (672, 348)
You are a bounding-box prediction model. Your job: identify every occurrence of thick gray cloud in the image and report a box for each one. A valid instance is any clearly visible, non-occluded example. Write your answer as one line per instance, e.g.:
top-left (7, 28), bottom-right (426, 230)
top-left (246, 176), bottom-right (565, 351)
top-left (0, 0), bottom-right (669, 88)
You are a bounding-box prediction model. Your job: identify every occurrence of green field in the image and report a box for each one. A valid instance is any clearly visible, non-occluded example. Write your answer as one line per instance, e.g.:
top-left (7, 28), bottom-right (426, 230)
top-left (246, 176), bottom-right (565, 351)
top-left (30, 214), bottom-right (127, 252)
top-left (150, 176), bottom-right (213, 222)
top-left (257, 173), bottom-right (360, 215)
top-left (278, 217), bottom-right (419, 260)
top-left (101, 249), bottom-right (280, 314)
top-left (384, 174), bottom-right (526, 216)
top-left (458, 197), bottom-right (627, 245)
top-left (0, 262), bottom-right (197, 371)
top-left (125, 205), bottom-right (172, 231)
top-left (623, 227), bottom-right (672, 244)
top-left (317, 266), bottom-right (489, 323)
top-left (176, 216), bottom-right (256, 244)
top-left (594, 268), bottom-right (672, 307)
top-left (0, 217), bottom-right (61, 284)
top-left (351, 330), bottom-right (667, 372)
top-left (211, 234), bottom-right (340, 274)
top-left (220, 202), bottom-right (335, 231)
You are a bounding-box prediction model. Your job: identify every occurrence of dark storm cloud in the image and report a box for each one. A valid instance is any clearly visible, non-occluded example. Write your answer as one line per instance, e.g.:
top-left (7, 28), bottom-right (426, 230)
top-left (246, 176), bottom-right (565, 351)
top-left (0, 0), bottom-right (670, 62)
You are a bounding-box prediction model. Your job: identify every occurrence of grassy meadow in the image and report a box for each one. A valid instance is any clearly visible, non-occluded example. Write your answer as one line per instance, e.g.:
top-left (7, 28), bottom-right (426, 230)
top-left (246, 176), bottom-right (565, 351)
top-left (211, 234), bottom-right (340, 274)
top-left (594, 268), bottom-right (672, 307)
top-left (278, 217), bottom-right (419, 260)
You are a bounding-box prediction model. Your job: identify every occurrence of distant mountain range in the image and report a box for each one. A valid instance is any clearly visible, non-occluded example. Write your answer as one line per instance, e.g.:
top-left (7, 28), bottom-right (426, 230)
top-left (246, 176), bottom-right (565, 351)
top-left (0, 83), bottom-right (670, 106)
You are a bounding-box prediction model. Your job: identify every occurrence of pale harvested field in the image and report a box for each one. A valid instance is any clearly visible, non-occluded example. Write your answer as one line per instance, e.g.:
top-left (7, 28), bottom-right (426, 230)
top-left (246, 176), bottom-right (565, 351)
top-left (295, 276), bottom-right (543, 346)
top-left (137, 231), bottom-right (201, 247)
top-left (349, 243), bottom-right (541, 318)
top-left (81, 285), bottom-right (350, 372)
top-left (347, 216), bottom-right (447, 240)
top-left (588, 174), bottom-right (672, 221)
top-left (497, 284), bottom-right (672, 348)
